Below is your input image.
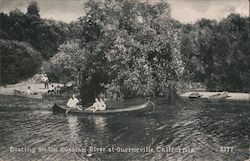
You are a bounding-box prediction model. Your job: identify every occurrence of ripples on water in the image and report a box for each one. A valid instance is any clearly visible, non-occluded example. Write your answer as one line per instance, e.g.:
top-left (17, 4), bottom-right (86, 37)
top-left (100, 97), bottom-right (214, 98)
top-left (0, 96), bottom-right (249, 161)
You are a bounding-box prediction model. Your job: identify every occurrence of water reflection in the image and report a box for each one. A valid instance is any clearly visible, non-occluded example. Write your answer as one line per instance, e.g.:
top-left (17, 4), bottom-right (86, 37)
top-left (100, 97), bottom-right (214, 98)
top-left (91, 116), bottom-right (107, 133)
top-left (66, 115), bottom-right (81, 145)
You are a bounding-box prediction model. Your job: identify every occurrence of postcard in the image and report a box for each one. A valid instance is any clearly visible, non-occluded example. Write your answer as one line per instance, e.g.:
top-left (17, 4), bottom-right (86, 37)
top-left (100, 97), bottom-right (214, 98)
top-left (0, 0), bottom-right (249, 161)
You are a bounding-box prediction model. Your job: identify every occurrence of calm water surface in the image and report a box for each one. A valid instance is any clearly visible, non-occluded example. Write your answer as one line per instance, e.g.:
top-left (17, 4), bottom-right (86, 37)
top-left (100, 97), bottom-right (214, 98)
top-left (0, 96), bottom-right (249, 161)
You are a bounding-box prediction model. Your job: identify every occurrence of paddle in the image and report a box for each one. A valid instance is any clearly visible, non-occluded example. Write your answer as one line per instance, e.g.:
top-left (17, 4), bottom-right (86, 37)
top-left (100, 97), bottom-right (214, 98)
top-left (65, 108), bottom-right (70, 115)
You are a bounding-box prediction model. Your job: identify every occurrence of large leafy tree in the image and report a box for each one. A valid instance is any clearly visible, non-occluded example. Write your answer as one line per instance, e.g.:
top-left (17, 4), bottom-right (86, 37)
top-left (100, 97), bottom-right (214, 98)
top-left (51, 0), bottom-right (182, 101)
top-left (27, 1), bottom-right (40, 18)
top-left (0, 3), bottom-right (68, 84)
top-left (0, 7), bottom-right (67, 60)
top-left (0, 40), bottom-right (42, 84)
top-left (181, 14), bottom-right (250, 92)
top-left (78, 0), bottom-right (183, 100)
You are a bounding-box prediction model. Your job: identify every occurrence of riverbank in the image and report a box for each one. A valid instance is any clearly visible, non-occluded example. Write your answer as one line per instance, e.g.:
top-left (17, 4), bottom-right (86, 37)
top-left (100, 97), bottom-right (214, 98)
top-left (0, 80), bottom-right (63, 95)
top-left (180, 92), bottom-right (250, 101)
top-left (0, 77), bottom-right (67, 109)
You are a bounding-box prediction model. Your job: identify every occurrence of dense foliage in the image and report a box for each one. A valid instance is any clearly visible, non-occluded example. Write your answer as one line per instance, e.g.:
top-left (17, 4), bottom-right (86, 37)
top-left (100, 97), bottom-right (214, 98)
top-left (45, 0), bottom-right (249, 102)
top-left (43, 39), bottom-right (85, 83)
top-left (0, 2), bottom-right (69, 83)
top-left (181, 14), bottom-right (250, 92)
top-left (0, 10), bottom-right (67, 59)
top-left (0, 40), bottom-right (42, 84)
top-left (45, 0), bottom-right (184, 102)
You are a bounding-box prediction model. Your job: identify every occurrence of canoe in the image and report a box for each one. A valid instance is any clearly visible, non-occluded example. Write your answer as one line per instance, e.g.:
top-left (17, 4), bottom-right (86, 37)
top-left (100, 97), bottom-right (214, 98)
top-left (209, 93), bottom-right (230, 100)
top-left (188, 92), bottom-right (202, 99)
top-left (13, 90), bottom-right (43, 99)
top-left (52, 101), bottom-right (155, 115)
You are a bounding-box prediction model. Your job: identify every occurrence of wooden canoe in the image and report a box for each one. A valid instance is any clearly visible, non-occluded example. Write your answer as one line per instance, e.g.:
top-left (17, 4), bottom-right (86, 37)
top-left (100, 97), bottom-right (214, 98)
top-left (209, 93), bottom-right (230, 100)
top-left (52, 101), bottom-right (154, 115)
top-left (13, 90), bottom-right (43, 99)
top-left (188, 92), bottom-right (202, 99)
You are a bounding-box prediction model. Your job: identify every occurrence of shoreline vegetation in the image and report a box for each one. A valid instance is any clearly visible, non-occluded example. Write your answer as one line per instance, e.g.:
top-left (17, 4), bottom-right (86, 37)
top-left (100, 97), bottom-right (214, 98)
top-left (1, 0), bottom-right (249, 103)
top-left (0, 77), bottom-right (249, 110)
top-left (0, 79), bottom-right (249, 101)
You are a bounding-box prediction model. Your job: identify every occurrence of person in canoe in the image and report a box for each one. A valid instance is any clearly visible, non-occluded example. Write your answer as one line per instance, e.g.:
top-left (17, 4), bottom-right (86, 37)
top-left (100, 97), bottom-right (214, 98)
top-left (84, 98), bottom-right (100, 112)
top-left (14, 86), bottom-right (33, 95)
top-left (66, 94), bottom-right (82, 114)
top-left (85, 98), bottom-right (106, 112)
top-left (98, 98), bottom-right (106, 111)
top-left (221, 91), bottom-right (229, 95)
top-left (26, 86), bottom-right (32, 95)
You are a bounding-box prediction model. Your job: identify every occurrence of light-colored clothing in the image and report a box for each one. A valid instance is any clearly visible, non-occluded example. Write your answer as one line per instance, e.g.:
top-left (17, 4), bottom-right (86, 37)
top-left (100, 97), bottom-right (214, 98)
top-left (91, 102), bottom-right (99, 111)
top-left (49, 86), bottom-right (54, 91)
top-left (92, 101), bottom-right (106, 111)
top-left (42, 76), bottom-right (48, 82)
top-left (85, 99), bottom-right (106, 112)
top-left (99, 101), bottom-right (106, 111)
top-left (67, 98), bottom-right (79, 108)
top-left (42, 75), bottom-right (49, 89)
top-left (93, 102), bottom-right (99, 108)
top-left (26, 89), bottom-right (32, 95)
top-left (85, 102), bottom-right (99, 112)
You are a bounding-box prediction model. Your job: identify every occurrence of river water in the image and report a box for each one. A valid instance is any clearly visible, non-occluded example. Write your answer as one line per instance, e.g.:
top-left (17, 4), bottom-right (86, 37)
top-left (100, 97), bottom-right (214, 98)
top-left (0, 96), bottom-right (249, 161)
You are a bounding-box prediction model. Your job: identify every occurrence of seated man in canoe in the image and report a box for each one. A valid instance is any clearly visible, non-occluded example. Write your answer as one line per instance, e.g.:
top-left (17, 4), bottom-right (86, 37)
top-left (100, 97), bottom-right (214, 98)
top-left (14, 86), bottom-right (33, 95)
top-left (188, 92), bottom-right (202, 98)
top-left (66, 94), bottom-right (82, 114)
top-left (99, 98), bottom-right (107, 111)
top-left (13, 86), bottom-right (43, 100)
top-left (85, 98), bottom-right (106, 112)
top-left (221, 91), bottom-right (229, 95)
top-left (26, 86), bottom-right (32, 95)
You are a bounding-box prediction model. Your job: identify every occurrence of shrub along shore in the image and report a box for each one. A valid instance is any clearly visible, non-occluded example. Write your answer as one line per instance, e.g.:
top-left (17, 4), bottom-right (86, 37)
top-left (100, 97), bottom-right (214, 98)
top-left (0, 79), bottom-right (249, 101)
